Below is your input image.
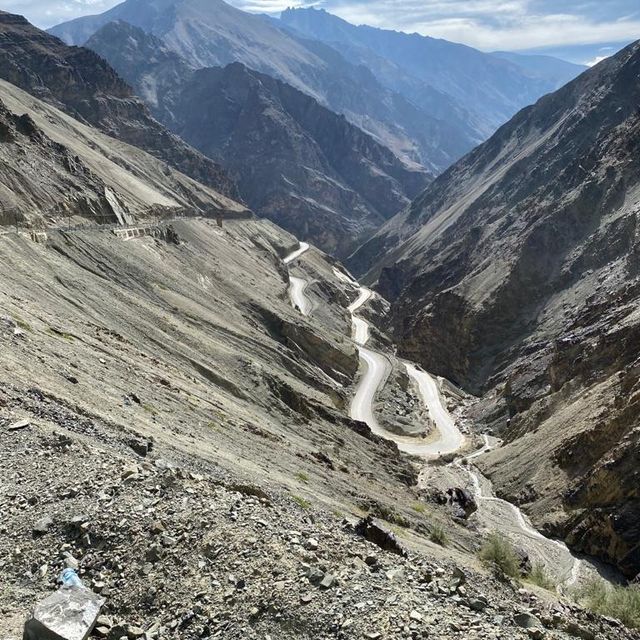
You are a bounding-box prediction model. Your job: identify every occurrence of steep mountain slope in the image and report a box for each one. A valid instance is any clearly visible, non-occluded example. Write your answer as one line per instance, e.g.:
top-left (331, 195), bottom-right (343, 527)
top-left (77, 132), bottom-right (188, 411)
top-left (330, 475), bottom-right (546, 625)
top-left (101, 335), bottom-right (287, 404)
top-left (3, 220), bottom-right (634, 639)
top-left (49, 0), bottom-right (475, 172)
top-left (0, 78), bottom-right (245, 227)
top-left (351, 42), bottom-right (640, 577)
top-left (0, 11), bottom-right (236, 197)
top-left (85, 21), bottom-right (429, 257)
top-left (279, 8), bottom-right (584, 138)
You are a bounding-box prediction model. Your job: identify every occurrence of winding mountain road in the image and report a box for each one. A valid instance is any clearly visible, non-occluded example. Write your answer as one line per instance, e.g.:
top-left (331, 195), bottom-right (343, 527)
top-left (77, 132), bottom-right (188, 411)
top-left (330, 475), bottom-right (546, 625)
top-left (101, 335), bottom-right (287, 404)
top-left (284, 241), bottom-right (310, 265)
top-left (289, 276), bottom-right (311, 316)
top-left (288, 247), bottom-right (589, 590)
top-left (284, 243), bottom-right (311, 315)
top-left (347, 283), bottom-right (465, 457)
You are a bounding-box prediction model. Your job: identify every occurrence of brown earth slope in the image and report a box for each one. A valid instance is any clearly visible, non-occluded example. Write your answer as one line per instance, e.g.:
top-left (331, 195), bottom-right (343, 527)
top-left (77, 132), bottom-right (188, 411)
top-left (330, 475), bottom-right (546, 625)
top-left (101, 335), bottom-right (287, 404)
top-left (350, 41), bottom-right (640, 578)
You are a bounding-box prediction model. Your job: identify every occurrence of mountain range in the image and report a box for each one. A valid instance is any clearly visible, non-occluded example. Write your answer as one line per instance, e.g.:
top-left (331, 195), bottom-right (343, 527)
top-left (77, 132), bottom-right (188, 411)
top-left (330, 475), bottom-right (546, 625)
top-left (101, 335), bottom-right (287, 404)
top-left (85, 20), bottom-right (429, 257)
top-left (48, 0), bottom-right (584, 177)
top-left (0, 11), bottom-right (236, 199)
top-left (279, 8), bottom-right (586, 138)
top-left (351, 40), bottom-right (640, 577)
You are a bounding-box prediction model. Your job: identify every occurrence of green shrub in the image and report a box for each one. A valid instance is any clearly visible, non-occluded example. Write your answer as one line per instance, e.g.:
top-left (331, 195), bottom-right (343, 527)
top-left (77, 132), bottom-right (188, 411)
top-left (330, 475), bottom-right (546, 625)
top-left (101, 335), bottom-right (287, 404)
top-left (412, 502), bottom-right (426, 514)
top-left (478, 532), bottom-right (520, 578)
top-left (295, 471), bottom-right (310, 484)
top-left (14, 315), bottom-right (32, 332)
top-left (292, 494), bottom-right (311, 510)
top-left (578, 580), bottom-right (640, 629)
top-left (429, 524), bottom-right (448, 546)
top-left (528, 562), bottom-right (556, 591)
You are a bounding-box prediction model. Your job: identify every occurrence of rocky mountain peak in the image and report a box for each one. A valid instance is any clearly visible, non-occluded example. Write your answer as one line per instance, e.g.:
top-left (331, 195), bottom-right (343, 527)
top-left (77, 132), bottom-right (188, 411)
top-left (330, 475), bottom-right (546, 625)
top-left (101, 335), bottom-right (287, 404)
top-left (86, 18), bottom-right (431, 256)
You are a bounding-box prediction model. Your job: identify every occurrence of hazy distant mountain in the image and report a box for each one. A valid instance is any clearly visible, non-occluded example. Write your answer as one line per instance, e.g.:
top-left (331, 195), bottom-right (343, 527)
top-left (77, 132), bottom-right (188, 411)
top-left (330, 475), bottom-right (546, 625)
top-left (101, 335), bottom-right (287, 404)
top-left (86, 20), bottom-right (430, 256)
top-left (48, 0), bottom-right (477, 173)
top-left (491, 51), bottom-right (587, 88)
top-left (279, 8), bottom-right (585, 138)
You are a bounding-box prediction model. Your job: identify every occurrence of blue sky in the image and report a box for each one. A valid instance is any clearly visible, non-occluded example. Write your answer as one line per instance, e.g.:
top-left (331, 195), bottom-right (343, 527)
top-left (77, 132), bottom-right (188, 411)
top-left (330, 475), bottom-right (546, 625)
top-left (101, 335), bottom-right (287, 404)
top-left (6, 0), bottom-right (639, 63)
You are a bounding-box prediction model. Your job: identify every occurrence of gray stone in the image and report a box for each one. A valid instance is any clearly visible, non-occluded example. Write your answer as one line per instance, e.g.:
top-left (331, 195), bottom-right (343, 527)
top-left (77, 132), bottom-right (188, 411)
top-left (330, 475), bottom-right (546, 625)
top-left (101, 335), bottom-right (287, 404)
top-left (305, 566), bottom-right (324, 585)
top-left (319, 573), bottom-right (337, 589)
top-left (449, 567), bottom-right (466, 588)
top-left (24, 586), bottom-right (105, 640)
top-left (468, 597), bottom-right (489, 612)
top-left (8, 418), bottom-right (30, 431)
top-left (33, 516), bottom-right (54, 536)
top-left (514, 612), bottom-right (543, 629)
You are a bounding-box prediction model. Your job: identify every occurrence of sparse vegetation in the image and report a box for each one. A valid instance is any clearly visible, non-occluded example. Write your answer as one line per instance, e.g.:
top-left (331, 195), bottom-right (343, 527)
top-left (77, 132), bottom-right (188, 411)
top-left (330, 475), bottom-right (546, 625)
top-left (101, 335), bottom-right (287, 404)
top-left (577, 580), bottom-right (640, 629)
top-left (528, 562), bottom-right (556, 591)
top-left (46, 326), bottom-right (75, 342)
top-left (479, 532), bottom-right (520, 578)
top-left (361, 501), bottom-right (411, 528)
top-left (13, 315), bottom-right (32, 332)
top-left (411, 502), bottom-right (426, 514)
top-left (429, 524), bottom-right (448, 546)
top-left (143, 403), bottom-right (159, 416)
top-left (292, 494), bottom-right (311, 510)
top-left (295, 471), bottom-right (310, 484)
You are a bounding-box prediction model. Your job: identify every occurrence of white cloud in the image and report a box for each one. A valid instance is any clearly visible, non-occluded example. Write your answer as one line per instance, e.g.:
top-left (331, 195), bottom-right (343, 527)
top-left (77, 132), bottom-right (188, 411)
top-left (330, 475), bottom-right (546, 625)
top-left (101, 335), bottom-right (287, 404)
top-left (7, 0), bottom-right (640, 53)
top-left (324, 2), bottom-right (640, 50)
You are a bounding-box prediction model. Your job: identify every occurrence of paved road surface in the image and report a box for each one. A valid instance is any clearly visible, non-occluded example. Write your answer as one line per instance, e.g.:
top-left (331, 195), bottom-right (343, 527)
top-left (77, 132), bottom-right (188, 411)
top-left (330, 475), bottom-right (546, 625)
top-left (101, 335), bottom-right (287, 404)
top-left (283, 242), bottom-right (311, 315)
top-left (289, 276), bottom-right (311, 316)
top-left (284, 242), bottom-right (310, 264)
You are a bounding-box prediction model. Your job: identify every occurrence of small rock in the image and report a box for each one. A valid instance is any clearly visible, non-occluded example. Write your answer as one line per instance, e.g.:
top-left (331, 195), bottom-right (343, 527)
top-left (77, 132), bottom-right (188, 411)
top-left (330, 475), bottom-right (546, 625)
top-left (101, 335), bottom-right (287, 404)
top-left (145, 544), bottom-right (163, 563)
top-left (33, 516), bottom-right (53, 537)
top-left (305, 566), bottom-right (324, 585)
top-left (24, 585), bottom-right (105, 640)
top-left (468, 597), bottom-right (489, 612)
top-left (8, 418), bottom-right (30, 431)
top-left (319, 573), bottom-right (337, 589)
top-left (514, 612), bottom-right (543, 629)
top-left (450, 567), bottom-right (466, 588)
top-left (364, 555), bottom-right (378, 567)
top-left (386, 567), bottom-right (405, 582)
top-left (96, 616), bottom-right (113, 629)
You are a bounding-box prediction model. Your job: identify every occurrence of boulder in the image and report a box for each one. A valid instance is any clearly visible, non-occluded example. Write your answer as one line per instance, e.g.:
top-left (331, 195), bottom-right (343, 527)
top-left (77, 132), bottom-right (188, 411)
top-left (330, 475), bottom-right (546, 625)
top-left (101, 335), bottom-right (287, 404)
top-left (354, 516), bottom-right (408, 557)
top-left (445, 487), bottom-right (477, 519)
top-left (23, 586), bottom-right (105, 640)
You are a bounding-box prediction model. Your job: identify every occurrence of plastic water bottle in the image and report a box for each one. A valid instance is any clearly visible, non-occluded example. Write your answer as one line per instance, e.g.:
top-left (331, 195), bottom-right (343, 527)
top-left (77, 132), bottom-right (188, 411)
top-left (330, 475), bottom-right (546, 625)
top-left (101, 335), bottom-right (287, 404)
top-left (59, 568), bottom-right (83, 588)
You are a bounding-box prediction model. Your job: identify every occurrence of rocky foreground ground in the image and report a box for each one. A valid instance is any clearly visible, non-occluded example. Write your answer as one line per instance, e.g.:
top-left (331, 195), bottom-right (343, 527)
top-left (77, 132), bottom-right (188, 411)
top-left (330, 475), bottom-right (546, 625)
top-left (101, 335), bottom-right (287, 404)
top-left (1, 400), bottom-right (635, 640)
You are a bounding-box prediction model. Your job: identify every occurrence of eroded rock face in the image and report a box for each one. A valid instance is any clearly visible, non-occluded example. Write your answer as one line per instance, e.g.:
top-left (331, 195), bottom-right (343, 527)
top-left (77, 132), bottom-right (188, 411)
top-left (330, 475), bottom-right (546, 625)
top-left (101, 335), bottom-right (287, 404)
top-left (353, 41), bottom-right (640, 575)
top-left (0, 81), bottom-right (245, 227)
top-left (0, 11), bottom-right (236, 198)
